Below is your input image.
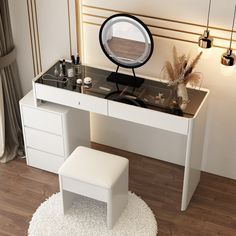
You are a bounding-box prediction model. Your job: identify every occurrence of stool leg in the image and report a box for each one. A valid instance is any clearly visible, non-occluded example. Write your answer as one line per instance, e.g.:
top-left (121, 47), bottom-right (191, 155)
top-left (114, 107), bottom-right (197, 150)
top-left (61, 190), bottom-right (75, 214)
top-left (59, 176), bottom-right (75, 214)
top-left (107, 165), bottom-right (128, 229)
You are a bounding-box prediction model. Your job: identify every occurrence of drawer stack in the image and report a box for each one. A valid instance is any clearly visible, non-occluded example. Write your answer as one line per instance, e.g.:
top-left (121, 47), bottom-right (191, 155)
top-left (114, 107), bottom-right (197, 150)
top-left (20, 91), bottom-right (90, 173)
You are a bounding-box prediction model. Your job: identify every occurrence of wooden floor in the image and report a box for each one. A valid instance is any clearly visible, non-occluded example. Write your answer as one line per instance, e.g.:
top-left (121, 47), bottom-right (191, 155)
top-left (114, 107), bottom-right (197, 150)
top-left (0, 143), bottom-right (235, 236)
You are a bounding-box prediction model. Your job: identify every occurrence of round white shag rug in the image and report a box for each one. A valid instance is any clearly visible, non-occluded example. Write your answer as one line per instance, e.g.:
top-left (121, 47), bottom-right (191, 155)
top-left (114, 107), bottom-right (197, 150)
top-left (28, 192), bottom-right (158, 236)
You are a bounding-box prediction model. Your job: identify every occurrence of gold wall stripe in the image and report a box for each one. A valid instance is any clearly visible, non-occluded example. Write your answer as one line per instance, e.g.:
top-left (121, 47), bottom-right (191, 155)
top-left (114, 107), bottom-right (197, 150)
top-left (83, 13), bottom-right (106, 19)
top-left (83, 13), bottom-right (201, 37)
top-left (83, 21), bottom-right (236, 50)
top-left (67, 0), bottom-right (72, 56)
top-left (152, 33), bottom-right (197, 44)
top-left (30, 0), bottom-right (39, 74)
top-left (34, 0), bottom-right (42, 73)
top-left (153, 34), bottom-right (231, 50)
top-left (75, 0), bottom-right (81, 56)
top-left (83, 13), bottom-right (236, 44)
top-left (26, 0), bottom-right (43, 75)
top-left (83, 21), bottom-right (198, 43)
top-left (83, 21), bottom-right (101, 27)
top-left (26, 0), bottom-right (36, 77)
top-left (82, 4), bottom-right (236, 34)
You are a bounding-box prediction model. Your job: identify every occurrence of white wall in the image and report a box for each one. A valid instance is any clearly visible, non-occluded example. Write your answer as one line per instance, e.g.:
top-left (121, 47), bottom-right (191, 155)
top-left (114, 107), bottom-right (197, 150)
top-left (35, 0), bottom-right (71, 71)
top-left (8, 0), bottom-right (76, 94)
top-left (8, 0), bottom-right (34, 95)
top-left (9, 0), bottom-right (236, 180)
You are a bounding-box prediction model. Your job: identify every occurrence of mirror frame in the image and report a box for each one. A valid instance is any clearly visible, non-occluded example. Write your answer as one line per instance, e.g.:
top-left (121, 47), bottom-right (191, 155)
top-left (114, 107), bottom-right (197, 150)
top-left (99, 13), bottom-right (154, 69)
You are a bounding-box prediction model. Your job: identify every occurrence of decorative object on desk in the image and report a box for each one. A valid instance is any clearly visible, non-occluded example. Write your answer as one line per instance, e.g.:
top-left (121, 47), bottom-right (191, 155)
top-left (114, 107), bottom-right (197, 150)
top-left (74, 63), bottom-right (82, 77)
top-left (59, 61), bottom-right (65, 77)
top-left (42, 74), bottom-right (68, 84)
top-left (139, 85), bottom-right (172, 109)
top-left (67, 67), bottom-right (75, 78)
top-left (83, 77), bottom-right (93, 89)
top-left (28, 192), bottom-right (158, 236)
top-left (99, 13), bottom-right (154, 91)
top-left (114, 95), bottom-right (146, 107)
top-left (162, 47), bottom-right (202, 111)
top-left (53, 65), bottom-right (59, 77)
top-left (76, 78), bottom-right (82, 85)
top-left (71, 54), bottom-right (83, 78)
top-left (62, 59), bottom-right (67, 76)
top-left (105, 89), bottom-right (147, 108)
top-left (84, 77), bottom-right (92, 85)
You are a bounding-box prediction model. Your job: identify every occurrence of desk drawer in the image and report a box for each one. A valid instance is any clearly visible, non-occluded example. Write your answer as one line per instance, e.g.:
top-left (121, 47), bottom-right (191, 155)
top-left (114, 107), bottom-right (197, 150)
top-left (35, 84), bottom-right (108, 115)
top-left (27, 148), bottom-right (64, 173)
top-left (108, 101), bottom-right (189, 135)
top-left (25, 127), bottom-right (64, 156)
top-left (22, 106), bottom-right (62, 135)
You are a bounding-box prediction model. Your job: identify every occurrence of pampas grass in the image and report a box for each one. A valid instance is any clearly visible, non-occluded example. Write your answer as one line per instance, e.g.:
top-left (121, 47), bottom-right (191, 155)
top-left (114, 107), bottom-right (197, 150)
top-left (185, 72), bottom-right (202, 86)
top-left (165, 61), bottom-right (175, 81)
top-left (162, 46), bottom-right (202, 86)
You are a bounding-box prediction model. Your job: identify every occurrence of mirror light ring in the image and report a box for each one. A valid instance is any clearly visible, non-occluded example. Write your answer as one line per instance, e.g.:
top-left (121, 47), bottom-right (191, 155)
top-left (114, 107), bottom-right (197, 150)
top-left (99, 13), bottom-right (154, 69)
top-left (102, 18), bottom-right (149, 66)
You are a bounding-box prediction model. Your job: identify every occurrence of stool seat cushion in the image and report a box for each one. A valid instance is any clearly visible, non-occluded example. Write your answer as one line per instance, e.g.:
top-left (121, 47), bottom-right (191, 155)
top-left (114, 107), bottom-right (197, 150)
top-left (58, 146), bottom-right (128, 188)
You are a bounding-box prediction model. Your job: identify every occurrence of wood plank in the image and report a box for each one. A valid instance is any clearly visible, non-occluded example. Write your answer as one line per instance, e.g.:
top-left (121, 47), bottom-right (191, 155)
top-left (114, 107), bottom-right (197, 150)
top-left (0, 143), bottom-right (235, 236)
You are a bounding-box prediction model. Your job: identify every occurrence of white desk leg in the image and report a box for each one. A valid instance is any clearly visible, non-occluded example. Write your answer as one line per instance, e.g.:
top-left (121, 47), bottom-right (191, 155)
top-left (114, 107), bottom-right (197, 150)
top-left (181, 102), bottom-right (208, 211)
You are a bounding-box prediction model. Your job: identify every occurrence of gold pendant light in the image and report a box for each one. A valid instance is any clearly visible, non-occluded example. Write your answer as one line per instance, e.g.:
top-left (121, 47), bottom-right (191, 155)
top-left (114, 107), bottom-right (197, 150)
top-left (198, 0), bottom-right (213, 50)
top-left (221, 4), bottom-right (236, 67)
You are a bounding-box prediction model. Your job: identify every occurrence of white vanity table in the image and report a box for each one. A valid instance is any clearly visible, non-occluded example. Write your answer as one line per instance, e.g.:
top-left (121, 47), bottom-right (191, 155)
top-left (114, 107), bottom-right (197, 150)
top-left (20, 91), bottom-right (90, 173)
top-left (21, 61), bottom-right (210, 211)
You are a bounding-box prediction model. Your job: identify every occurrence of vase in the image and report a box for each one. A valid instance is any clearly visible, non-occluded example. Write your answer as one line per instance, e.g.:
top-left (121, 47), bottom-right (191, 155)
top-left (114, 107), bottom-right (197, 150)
top-left (169, 85), bottom-right (183, 116)
top-left (177, 83), bottom-right (188, 110)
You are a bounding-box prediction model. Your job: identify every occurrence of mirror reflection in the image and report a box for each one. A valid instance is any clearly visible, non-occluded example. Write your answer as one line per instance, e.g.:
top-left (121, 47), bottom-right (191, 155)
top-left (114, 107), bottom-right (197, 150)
top-left (100, 14), bottom-right (153, 68)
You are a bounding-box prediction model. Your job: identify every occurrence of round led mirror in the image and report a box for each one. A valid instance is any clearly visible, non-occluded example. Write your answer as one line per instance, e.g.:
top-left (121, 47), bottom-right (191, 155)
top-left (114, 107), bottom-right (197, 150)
top-left (99, 14), bottom-right (154, 69)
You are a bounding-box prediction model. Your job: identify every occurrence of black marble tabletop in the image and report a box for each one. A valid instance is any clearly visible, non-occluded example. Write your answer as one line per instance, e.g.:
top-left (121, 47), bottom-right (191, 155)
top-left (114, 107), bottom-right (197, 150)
top-left (35, 61), bottom-right (208, 118)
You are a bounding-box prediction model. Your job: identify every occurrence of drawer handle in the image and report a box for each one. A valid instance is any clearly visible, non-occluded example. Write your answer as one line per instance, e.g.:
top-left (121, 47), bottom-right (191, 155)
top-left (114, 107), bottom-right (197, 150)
top-left (78, 101), bottom-right (80, 105)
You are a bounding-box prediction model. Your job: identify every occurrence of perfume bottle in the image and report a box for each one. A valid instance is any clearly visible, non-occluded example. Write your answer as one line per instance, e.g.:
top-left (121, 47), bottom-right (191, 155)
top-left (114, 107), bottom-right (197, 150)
top-left (67, 66), bottom-right (75, 78)
top-left (74, 55), bottom-right (82, 77)
top-left (59, 62), bottom-right (64, 77)
top-left (62, 59), bottom-right (66, 76)
top-left (54, 66), bottom-right (59, 77)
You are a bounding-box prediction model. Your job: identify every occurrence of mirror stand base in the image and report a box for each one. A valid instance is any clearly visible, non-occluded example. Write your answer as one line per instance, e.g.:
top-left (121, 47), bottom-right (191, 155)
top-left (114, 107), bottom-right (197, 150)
top-left (107, 71), bottom-right (144, 88)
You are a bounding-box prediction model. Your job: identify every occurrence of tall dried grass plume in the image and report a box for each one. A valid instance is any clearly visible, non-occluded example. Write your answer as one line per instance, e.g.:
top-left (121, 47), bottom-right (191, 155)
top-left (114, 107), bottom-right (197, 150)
top-left (162, 46), bottom-right (202, 86)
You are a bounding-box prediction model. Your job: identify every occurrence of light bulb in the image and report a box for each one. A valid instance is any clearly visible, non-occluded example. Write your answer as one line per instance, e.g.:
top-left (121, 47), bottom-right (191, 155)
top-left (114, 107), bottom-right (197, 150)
top-left (220, 64), bottom-right (235, 76)
top-left (220, 49), bottom-right (235, 77)
top-left (198, 47), bottom-right (212, 59)
top-left (220, 4), bottom-right (236, 76)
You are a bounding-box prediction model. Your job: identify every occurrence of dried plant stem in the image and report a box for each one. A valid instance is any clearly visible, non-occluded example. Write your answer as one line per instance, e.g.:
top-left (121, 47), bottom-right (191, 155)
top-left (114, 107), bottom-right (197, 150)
top-left (165, 61), bottom-right (175, 81)
top-left (162, 47), bottom-right (202, 86)
top-left (187, 51), bottom-right (202, 74)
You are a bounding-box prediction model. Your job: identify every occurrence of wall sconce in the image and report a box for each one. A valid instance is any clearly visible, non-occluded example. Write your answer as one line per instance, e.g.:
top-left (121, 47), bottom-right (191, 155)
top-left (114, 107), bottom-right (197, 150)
top-left (221, 4), bottom-right (236, 76)
top-left (198, 0), bottom-right (213, 57)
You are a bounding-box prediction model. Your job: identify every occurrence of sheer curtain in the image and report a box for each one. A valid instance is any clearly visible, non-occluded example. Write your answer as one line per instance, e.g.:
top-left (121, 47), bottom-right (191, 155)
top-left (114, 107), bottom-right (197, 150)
top-left (0, 0), bottom-right (23, 162)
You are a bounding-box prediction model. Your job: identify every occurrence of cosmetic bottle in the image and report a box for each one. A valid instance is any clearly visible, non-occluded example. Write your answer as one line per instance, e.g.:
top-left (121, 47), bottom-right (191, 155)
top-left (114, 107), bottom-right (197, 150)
top-left (62, 59), bottom-right (67, 76)
top-left (71, 55), bottom-right (76, 65)
top-left (74, 55), bottom-right (82, 78)
top-left (54, 65), bottom-right (59, 77)
top-left (59, 61), bottom-right (64, 77)
top-left (67, 66), bottom-right (75, 78)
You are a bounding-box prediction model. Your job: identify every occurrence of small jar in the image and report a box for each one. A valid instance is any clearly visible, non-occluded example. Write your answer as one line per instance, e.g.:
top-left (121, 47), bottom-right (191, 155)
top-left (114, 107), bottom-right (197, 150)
top-left (67, 67), bottom-right (75, 78)
top-left (74, 63), bottom-right (82, 77)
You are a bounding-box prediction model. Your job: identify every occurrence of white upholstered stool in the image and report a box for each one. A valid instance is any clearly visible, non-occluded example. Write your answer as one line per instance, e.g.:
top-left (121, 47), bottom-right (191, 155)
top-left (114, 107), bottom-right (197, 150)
top-left (58, 146), bottom-right (129, 229)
